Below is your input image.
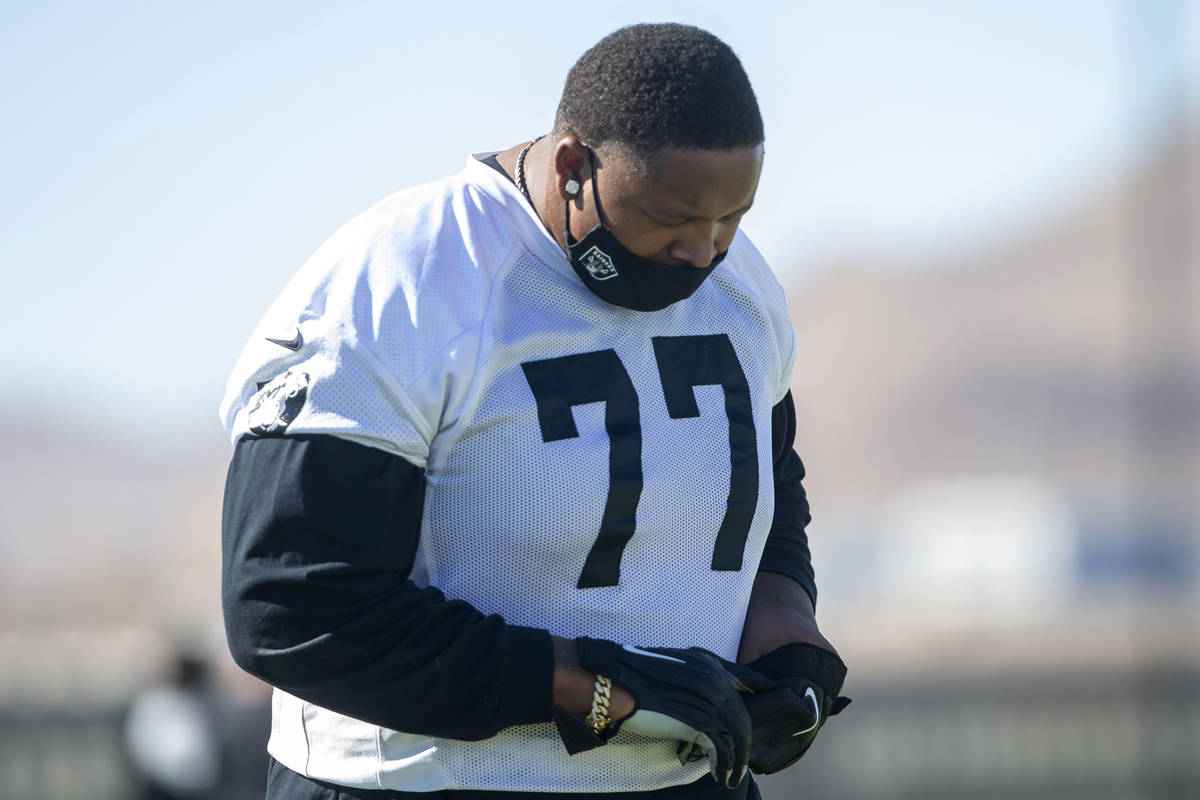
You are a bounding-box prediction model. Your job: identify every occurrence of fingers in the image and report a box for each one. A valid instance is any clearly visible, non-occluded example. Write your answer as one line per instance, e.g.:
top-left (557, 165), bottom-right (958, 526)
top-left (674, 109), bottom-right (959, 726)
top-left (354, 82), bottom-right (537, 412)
top-left (675, 649), bottom-right (755, 786)
top-left (719, 707), bottom-right (752, 788)
top-left (720, 660), bottom-right (777, 694)
top-left (676, 686), bottom-right (751, 786)
top-left (673, 733), bottom-right (730, 786)
top-left (675, 739), bottom-right (704, 765)
top-left (705, 729), bottom-right (747, 789)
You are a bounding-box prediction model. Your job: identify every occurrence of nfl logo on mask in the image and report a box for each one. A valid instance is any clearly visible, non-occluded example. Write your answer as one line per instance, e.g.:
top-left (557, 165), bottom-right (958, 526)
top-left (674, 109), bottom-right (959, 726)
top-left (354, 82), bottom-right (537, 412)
top-left (580, 246), bottom-right (619, 280)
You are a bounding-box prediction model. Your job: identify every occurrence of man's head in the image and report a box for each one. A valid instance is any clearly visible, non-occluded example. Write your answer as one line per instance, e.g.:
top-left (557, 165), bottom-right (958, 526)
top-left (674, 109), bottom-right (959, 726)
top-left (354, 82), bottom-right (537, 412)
top-left (543, 24), bottom-right (765, 272)
top-left (554, 23), bottom-right (764, 171)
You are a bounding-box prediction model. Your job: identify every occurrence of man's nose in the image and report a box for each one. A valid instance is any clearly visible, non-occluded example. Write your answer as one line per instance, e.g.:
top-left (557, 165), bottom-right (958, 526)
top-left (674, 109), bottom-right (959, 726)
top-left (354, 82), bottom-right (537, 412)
top-left (668, 225), bottom-right (719, 268)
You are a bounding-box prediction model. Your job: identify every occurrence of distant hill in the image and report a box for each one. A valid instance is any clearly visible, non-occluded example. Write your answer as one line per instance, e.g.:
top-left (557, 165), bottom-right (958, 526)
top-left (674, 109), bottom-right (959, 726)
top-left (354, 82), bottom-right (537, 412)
top-left (0, 422), bottom-right (228, 629)
top-left (785, 126), bottom-right (1199, 530)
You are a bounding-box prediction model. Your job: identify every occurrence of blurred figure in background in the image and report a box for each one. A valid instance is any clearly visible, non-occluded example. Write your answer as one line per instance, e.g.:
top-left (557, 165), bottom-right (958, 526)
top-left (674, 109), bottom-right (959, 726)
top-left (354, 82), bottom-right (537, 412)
top-left (122, 646), bottom-right (272, 800)
top-left (123, 651), bottom-right (221, 800)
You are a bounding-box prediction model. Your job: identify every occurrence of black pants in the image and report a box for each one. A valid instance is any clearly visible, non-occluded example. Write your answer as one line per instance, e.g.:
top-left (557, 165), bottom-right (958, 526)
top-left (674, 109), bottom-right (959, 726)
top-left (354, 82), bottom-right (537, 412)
top-left (267, 757), bottom-right (762, 800)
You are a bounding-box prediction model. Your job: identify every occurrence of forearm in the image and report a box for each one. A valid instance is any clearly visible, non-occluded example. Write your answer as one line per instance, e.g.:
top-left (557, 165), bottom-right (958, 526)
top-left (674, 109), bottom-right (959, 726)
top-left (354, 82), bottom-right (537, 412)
top-left (225, 570), bottom-right (554, 739)
top-left (738, 571), bottom-right (835, 664)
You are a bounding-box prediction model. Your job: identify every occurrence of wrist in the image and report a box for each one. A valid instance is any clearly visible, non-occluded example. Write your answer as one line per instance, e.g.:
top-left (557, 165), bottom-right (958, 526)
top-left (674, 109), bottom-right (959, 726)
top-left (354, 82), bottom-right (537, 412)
top-left (551, 636), bottom-right (596, 715)
top-left (551, 636), bottom-right (635, 722)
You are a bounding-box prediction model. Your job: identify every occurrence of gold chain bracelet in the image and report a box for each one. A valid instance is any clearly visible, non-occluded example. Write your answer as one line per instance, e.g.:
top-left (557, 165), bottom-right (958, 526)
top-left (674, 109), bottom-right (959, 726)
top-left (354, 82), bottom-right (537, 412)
top-left (584, 674), bottom-right (613, 734)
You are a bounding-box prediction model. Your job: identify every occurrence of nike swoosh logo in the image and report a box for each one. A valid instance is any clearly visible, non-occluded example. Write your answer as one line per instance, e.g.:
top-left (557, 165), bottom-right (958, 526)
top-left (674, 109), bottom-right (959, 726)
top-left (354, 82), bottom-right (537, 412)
top-left (266, 328), bottom-right (303, 351)
top-left (793, 687), bottom-right (821, 736)
top-left (622, 645), bottom-right (686, 664)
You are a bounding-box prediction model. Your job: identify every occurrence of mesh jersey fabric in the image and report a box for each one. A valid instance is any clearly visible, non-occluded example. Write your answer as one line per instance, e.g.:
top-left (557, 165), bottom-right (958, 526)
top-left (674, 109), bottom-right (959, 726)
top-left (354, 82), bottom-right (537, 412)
top-left (220, 154), bottom-right (798, 793)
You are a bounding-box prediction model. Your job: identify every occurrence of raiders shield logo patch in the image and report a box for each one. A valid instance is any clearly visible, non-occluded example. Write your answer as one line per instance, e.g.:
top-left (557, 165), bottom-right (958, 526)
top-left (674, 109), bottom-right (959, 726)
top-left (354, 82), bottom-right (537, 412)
top-left (248, 369), bottom-right (310, 435)
top-left (580, 245), bottom-right (618, 280)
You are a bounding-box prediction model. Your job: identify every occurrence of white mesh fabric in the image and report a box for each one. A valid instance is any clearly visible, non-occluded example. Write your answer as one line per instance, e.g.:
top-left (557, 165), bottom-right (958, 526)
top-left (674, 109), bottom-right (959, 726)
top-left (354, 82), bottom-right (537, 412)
top-left (412, 250), bottom-right (783, 792)
top-left (220, 171), bottom-right (508, 465)
top-left (230, 156), bottom-right (798, 793)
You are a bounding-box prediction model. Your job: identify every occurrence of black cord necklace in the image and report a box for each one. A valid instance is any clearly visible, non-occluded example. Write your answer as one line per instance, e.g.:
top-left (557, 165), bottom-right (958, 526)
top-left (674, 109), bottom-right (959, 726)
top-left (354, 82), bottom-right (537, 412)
top-left (514, 134), bottom-right (545, 203)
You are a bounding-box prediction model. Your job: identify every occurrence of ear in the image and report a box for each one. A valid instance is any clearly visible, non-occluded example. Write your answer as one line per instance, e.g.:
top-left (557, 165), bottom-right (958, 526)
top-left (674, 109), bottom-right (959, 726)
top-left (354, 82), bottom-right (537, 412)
top-left (551, 135), bottom-right (592, 201)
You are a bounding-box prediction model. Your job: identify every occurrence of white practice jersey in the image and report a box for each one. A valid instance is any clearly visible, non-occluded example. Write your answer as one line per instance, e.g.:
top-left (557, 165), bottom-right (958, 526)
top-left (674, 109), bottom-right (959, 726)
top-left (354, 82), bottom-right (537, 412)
top-left (220, 154), bottom-right (797, 793)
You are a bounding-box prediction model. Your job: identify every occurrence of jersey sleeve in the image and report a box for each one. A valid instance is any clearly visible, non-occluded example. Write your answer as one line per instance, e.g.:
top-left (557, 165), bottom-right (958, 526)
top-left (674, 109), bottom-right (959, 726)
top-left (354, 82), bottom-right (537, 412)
top-left (218, 179), bottom-right (502, 467)
top-left (221, 433), bottom-right (554, 739)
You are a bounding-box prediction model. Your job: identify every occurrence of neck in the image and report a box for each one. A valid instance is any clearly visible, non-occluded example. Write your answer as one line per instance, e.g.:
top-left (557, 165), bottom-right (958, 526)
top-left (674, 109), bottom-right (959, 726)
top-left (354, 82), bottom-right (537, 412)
top-left (518, 137), bottom-right (570, 254)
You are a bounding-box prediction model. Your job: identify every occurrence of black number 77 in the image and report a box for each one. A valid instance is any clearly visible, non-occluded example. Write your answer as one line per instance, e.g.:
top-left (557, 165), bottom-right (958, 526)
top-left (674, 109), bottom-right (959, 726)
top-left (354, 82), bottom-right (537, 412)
top-left (521, 334), bottom-right (758, 589)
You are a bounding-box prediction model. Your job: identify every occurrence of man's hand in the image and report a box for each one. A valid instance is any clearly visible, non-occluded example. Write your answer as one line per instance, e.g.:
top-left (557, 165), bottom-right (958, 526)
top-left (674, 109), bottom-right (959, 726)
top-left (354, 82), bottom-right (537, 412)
top-left (575, 638), bottom-right (759, 788)
top-left (730, 572), bottom-right (850, 771)
top-left (722, 644), bottom-right (851, 774)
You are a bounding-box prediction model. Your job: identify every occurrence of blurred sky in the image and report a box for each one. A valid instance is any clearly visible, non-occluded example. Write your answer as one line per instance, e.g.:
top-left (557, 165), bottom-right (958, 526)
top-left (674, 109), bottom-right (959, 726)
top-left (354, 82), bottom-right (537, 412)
top-left (2, 1), bottom-right (1198, 450)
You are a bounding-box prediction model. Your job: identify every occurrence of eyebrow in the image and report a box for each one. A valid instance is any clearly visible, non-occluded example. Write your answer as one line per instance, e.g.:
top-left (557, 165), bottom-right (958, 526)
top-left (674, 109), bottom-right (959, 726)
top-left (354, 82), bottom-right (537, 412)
top-left (649, 199), bottom-right (755, 223)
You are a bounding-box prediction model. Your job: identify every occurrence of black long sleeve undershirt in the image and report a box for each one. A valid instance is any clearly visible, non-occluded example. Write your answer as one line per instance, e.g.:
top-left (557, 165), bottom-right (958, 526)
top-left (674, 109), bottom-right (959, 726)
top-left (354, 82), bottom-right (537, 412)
top-left (758, 390), bottom-right (818, 607)
top-left (221, 434), bottom-right (553, 740)
top-left (221, 393), bottom-right (816, 740)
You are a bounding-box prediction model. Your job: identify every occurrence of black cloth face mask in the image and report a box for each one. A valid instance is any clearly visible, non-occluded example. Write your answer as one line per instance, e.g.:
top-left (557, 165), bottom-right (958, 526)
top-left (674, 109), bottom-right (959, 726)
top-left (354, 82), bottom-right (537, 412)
top-left (564, 151), bottom-right (725, 312)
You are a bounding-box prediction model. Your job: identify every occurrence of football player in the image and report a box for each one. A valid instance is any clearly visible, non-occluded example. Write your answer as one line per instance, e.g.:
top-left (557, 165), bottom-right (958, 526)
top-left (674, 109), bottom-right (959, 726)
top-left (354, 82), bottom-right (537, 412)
top-left (220, 23), bottom-right (848, 800)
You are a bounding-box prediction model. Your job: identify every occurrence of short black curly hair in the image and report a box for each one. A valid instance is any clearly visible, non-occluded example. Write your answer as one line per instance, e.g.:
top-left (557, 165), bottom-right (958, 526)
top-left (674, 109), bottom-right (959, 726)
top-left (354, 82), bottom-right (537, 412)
top-left (554, 23), bottom-right (764, 164)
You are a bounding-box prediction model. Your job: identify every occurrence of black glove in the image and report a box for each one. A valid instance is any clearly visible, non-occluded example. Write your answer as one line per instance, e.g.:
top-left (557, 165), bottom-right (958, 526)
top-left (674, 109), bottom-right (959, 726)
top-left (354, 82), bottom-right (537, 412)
top-left (569, 638), bottom-right (761, 788)
top-left (724, 643), bottom-right (851, 774)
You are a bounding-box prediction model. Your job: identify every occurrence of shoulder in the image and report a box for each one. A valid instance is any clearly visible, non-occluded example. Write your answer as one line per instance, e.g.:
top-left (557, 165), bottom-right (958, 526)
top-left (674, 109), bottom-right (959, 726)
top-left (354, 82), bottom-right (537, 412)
top-left (220, 160), bottom-right (521, 454)
top-left (277, 163), bottom-right (519, 363)
top-left (311, 163), bottom-right (519, 304)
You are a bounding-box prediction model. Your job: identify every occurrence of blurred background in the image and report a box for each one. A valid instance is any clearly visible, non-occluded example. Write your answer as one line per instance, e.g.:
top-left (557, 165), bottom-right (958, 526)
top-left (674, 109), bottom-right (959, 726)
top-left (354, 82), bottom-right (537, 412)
top-left (2, 1), bottom-right (1197, 798)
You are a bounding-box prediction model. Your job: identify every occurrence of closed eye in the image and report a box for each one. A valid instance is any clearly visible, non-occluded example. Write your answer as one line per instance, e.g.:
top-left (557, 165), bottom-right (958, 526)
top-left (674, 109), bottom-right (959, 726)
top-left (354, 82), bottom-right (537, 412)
top-left (649, 212), bottom-right (692, 227)
top-left (650, 212), bottom-right (747, 227)
top-left (720, 203), bottom-right (753, 224)
top-left (644, 202), bottom-right (752, 227)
